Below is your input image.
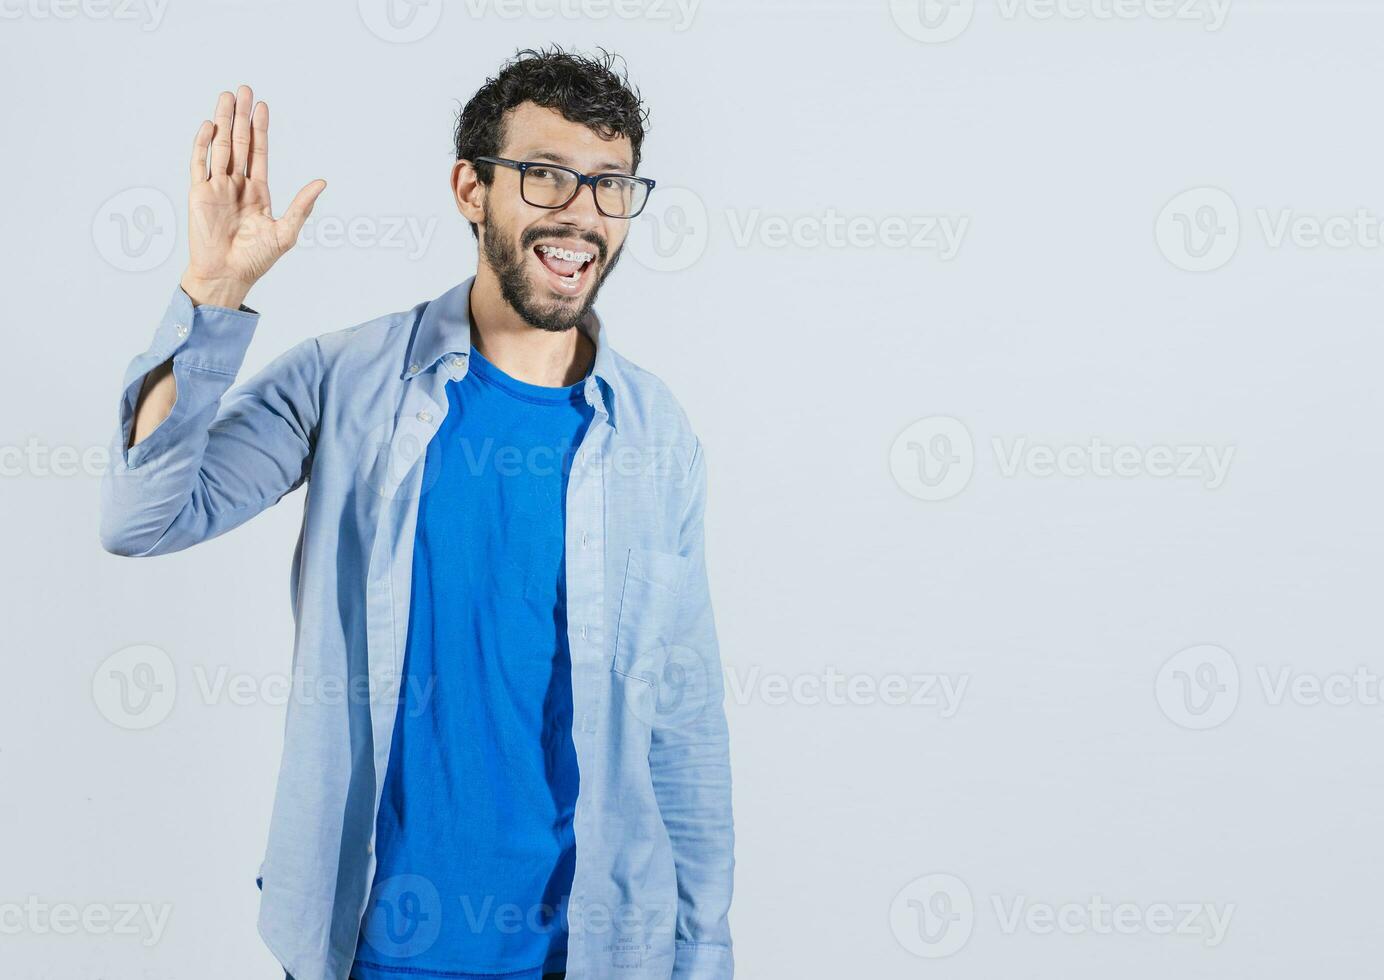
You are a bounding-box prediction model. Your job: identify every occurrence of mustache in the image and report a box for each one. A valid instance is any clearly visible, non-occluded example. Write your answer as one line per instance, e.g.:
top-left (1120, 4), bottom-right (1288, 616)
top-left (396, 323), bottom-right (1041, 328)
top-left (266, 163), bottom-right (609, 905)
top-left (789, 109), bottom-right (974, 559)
top-left (520, 226), bottom-right (607, 263)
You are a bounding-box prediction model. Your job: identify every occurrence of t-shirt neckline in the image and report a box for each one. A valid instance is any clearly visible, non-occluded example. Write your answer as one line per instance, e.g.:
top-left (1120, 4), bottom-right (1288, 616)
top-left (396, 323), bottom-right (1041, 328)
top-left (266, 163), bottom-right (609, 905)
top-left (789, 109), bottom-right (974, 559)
top-left (464, 345), bottom-right (589, 405)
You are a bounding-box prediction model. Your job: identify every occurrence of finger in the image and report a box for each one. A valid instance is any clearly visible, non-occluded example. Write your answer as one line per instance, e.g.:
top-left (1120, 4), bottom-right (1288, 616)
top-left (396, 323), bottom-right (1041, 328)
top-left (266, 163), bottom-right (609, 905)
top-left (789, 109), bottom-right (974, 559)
top-left (277, 179), bottom-right (327, 244)
top-left (230, 84), bottom-right (253, 177)
top-left (189, 119), bottom-right (213, 183)
top-left (209, 91), bottom-right (234, 175)
top-left (247, 101), bottom-right (269, 185)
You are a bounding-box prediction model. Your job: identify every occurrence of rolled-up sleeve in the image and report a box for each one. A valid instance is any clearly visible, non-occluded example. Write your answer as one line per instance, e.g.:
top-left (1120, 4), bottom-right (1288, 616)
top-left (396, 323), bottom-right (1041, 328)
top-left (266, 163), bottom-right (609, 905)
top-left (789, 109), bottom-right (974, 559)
top-left (649, 439), bottom-right (736, 980)
top-left (99, 284), bottom-right (322, 557)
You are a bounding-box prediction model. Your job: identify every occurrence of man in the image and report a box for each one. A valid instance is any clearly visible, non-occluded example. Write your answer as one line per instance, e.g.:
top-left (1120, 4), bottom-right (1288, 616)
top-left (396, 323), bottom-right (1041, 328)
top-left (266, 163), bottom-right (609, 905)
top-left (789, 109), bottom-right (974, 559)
top-left (100, 48), bottom-right (734, 980)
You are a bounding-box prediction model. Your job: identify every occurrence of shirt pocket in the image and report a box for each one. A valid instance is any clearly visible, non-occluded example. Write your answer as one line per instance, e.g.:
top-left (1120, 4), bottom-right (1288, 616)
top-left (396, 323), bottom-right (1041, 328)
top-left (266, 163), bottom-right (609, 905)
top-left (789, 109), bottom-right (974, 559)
top-left (611, 547), bottom-right (690, 683)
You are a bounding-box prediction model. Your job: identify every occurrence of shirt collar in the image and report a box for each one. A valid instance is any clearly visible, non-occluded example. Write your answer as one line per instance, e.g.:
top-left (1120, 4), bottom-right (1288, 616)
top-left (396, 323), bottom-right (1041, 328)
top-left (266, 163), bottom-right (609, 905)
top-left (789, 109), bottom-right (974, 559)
top-left (404, 275), bottom-right (618, 427)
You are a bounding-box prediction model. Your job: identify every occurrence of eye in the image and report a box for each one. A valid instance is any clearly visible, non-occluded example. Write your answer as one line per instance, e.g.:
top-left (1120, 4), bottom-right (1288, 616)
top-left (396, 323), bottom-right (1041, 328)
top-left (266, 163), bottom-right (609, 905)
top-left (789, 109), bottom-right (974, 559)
top-left (529, 167), bottom-right (558, 181)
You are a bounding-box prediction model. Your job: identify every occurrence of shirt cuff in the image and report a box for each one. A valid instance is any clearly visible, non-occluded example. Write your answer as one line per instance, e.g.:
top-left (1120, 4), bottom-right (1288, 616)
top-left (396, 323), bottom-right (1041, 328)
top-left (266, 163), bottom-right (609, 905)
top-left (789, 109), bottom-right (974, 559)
top-left (163, 284), bottom-right (259, 373)
top-left (114, 283), bottom-right (261, 467)
top-left (671, 941), bottom-right (733, 980)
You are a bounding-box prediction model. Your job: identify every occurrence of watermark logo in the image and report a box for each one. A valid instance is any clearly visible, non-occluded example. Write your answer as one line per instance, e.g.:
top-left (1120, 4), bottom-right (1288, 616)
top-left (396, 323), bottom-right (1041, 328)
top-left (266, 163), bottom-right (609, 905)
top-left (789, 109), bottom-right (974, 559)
top-left (1159, 187), bottom-right (1384, 271)
top-left (889, 416), bottom-right (975, 502)
top-left (891, 417), bottom-right (1235, 500)
top-left (1156, 186), bottom-right (1240, 272)
top-left (890, 0), bottom-right (975, 43)
top-left (1156, 643), bottom-right (1239, 730)
top-left (93, 187), bottom-right (176, 273)
top-left (892, 874), bottom-right (1235, 956)
top-left (1159, 644), bottom-right (1384, 727)
top-left (629, 188), bottom-right (968, 270)
top-left (628, 187), bottom-right (708, 272)
top-left (361, 874), bottom-right (443, 959)
top-left (92, 644), bottom-right (177, 731)
top-left (91, 652), bottom-right (437, 729)
top-left (890, 873), bottom-right (975, 958)
top-left (357, 0), bottom-right (444, 42)
top-left (357, 418), bottom-right (444, 502)
top-left (618, 643), bottom-right (715, 730)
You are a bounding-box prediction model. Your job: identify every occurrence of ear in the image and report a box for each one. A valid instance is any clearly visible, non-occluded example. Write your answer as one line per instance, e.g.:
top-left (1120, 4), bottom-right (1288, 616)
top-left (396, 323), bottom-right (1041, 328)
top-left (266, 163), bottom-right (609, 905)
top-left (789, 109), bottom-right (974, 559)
top-left (452, 159), bottom-right (486, 229)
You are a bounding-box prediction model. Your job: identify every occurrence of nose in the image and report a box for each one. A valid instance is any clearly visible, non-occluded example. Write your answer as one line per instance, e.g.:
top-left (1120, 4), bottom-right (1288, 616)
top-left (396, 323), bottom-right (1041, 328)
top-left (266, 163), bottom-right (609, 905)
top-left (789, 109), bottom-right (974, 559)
top-left (553, 179), bottom-right (604, 228)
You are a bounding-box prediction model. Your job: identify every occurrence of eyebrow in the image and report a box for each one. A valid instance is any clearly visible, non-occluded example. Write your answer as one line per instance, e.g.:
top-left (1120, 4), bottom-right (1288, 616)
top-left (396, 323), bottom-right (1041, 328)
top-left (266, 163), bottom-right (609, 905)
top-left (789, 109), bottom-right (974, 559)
top-left (525, 149), bottom-right (633, 174)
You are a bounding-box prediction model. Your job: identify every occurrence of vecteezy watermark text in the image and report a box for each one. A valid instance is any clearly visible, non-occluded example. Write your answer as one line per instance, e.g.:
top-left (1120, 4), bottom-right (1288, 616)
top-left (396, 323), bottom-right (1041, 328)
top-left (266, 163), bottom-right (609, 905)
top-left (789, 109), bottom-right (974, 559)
top-left (0, 897), bottom-right (172, 947)
top-left (724, 666), bottom-right (968, 716)
top-left (890, 873), bottom-right (1233, 959)
top-left (890, 417), bottom-right (1235, 502)
top-left (1157, 643), bottom-right (1384, 730)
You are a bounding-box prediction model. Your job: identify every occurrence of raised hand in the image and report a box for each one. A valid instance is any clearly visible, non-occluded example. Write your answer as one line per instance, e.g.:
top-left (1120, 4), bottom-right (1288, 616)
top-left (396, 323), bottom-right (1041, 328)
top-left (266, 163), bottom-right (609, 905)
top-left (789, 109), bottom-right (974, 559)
top-left (181, 85), bottom-right (326, 309)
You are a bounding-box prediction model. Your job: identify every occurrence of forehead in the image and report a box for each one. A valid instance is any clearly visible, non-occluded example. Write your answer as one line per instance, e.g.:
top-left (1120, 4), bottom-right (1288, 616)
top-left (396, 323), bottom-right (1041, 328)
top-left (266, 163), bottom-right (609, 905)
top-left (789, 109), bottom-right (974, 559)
top-left (498, 101), bottom-right (634, 173)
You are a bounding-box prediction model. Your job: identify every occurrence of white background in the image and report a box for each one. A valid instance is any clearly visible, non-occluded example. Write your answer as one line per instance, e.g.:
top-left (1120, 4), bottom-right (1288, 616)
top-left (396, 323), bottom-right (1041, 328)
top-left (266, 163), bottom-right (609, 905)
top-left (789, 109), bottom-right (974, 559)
top-left (2, 0), bottom-right (1382, 976)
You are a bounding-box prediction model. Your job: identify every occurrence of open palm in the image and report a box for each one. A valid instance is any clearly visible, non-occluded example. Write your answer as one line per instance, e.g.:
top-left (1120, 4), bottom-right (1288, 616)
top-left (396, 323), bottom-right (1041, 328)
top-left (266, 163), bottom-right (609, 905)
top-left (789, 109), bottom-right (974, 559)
top-left (183, 85), bottom-right (325, 308)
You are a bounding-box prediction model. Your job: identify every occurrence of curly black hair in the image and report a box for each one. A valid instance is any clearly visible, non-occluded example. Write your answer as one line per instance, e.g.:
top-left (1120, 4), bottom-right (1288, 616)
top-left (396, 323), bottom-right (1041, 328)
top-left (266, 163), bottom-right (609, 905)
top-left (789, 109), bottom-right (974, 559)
top-left (454, 46), bottom-right (649, 238)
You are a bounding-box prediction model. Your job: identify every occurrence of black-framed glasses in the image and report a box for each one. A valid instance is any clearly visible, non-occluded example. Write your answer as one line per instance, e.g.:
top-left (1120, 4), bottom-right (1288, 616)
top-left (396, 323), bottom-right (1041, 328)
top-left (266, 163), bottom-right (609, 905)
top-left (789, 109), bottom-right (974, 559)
top-left (475, 156), bottom-right (655, 219)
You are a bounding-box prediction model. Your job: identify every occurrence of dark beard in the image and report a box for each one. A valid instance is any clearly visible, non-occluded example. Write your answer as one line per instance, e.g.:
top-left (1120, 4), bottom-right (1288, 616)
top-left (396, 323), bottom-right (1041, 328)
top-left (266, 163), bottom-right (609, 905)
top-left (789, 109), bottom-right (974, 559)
top-left (481, 205), bottom-right (622, 333)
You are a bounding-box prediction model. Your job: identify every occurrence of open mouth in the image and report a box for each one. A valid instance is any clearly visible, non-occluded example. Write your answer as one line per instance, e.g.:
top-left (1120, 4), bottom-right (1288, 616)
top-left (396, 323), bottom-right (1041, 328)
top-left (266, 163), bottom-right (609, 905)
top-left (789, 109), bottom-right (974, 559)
top-left (533, 243), bottom-right (597, 294)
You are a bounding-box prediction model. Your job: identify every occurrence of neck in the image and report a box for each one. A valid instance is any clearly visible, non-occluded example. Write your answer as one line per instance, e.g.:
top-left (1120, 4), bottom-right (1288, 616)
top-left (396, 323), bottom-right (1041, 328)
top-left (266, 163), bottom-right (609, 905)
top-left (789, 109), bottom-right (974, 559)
top-left (468, 265), bottom-right (595, 387)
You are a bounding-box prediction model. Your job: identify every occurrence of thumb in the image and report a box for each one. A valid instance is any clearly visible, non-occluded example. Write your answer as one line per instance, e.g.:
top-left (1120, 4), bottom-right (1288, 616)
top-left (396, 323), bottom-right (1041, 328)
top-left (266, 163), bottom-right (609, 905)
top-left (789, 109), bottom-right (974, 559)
top-left (277, 179), bottom-right (327, 248)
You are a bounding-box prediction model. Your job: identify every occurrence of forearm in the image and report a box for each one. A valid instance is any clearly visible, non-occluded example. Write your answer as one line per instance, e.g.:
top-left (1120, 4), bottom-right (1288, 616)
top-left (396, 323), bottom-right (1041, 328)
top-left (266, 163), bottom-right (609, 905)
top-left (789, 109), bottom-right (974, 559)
top-left (128, 275), bottom-right (253, 450)
top-left (101, 283), bottom-right (320, 557)
top-left (128, 360), bottom-right (175, 449)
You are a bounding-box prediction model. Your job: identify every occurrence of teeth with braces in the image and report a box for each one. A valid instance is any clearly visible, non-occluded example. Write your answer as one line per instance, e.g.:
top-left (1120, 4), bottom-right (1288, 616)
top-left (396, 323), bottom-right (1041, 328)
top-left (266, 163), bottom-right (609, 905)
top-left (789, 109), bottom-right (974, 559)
top-left (538, 244), bottom-right (594, 264)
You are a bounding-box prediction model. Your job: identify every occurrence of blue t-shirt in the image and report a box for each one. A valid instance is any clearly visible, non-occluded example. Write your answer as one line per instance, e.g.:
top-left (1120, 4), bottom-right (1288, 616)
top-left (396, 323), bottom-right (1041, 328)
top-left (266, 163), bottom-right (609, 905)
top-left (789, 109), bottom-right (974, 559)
top-left (352, 345), bottom-right (594, 980)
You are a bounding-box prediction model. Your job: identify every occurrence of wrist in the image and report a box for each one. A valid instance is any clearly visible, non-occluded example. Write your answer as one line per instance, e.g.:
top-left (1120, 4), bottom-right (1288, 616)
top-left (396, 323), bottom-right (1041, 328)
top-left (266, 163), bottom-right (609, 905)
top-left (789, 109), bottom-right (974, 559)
top-left (180, 272), bottom-right (251, 310)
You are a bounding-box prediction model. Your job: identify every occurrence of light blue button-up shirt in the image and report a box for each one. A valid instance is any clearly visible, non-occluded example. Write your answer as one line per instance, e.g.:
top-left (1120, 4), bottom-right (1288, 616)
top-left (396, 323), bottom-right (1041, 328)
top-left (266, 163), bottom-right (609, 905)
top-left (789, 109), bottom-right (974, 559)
top-left (99, 277), bottom-right (735, 980)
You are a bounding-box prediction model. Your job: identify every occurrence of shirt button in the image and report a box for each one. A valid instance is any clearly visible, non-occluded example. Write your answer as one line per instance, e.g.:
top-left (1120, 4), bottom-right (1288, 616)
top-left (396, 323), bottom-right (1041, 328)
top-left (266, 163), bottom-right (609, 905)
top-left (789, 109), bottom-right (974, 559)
top-left (580, 624), bottom-right (589, 640)
top-left (580, 531), bottom-right (589, 549)
top-left (581, 713), bottom-right (596, 732)
top-left (174, 323), bottom-right (188, 338)
top-left (449, 356), bottom-right (465, 369)
top-left (408, 361), bottom-right (421, 374)
top-left (416, 410), bottom-right (433, 424)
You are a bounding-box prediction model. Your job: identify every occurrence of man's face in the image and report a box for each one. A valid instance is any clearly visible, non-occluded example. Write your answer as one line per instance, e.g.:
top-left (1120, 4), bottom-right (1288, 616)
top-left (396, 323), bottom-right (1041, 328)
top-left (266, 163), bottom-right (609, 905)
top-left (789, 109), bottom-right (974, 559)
top-left (477, 102), bottom-right (635, 333)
